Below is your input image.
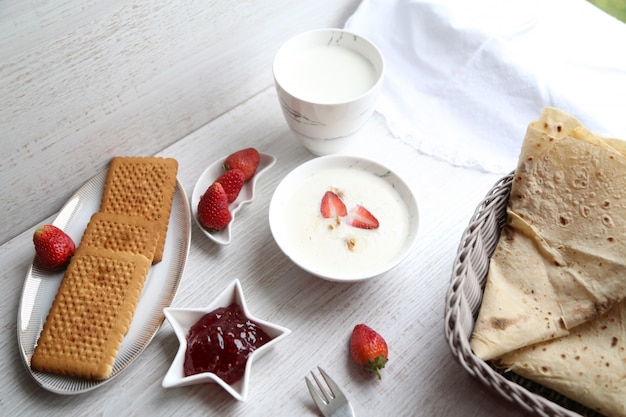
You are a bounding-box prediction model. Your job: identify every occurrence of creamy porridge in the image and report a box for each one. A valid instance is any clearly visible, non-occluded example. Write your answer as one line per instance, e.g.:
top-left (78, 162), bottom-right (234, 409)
top-left (283, 167), bottom-right (411, 278)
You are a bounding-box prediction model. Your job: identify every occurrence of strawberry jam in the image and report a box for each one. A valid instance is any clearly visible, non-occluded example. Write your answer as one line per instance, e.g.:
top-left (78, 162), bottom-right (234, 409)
top-left (183, 303), bottom-right (271, 384)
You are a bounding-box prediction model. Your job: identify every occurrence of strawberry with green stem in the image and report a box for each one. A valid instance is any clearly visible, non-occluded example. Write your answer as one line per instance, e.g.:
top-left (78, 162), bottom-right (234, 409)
top-left (350, 324), bottom-right (388, 379)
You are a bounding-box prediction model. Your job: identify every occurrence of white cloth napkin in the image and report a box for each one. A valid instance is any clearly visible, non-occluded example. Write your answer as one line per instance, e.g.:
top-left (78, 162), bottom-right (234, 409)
top-left (345, 0), bottom-right (626, 174)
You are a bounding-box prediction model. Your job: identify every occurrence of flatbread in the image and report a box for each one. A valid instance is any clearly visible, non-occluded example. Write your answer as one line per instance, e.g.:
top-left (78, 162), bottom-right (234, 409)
top-left (471, 107), bottom-right (626, 360)
top-left (468, 107), bottom-right (626, 416)
top-left (495, 300), bottom-right (626, 417)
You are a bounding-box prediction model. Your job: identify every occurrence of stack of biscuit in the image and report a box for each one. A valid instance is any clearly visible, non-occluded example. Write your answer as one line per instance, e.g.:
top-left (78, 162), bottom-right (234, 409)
top-left (30, 157), bottom-right (178, 380)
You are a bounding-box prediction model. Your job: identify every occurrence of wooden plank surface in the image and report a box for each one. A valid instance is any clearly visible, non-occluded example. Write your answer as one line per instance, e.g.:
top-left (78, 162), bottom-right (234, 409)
top-left (0, 87), bottom-right (533, 416)
top-left (0, 0), bottom-right (359, 244)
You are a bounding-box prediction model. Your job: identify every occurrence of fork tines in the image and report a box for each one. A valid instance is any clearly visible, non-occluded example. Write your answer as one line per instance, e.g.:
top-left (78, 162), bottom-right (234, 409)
top-left (305, 366), bottom-right (354, 417)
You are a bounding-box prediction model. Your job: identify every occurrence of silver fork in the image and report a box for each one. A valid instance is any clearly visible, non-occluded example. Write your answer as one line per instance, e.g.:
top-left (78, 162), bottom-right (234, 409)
top-left (305, 366), bottom-right (355, 417)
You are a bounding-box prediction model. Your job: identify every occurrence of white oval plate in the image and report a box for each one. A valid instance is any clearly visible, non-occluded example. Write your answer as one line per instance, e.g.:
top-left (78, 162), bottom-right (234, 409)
top-left (191, 153), bottom-right (276, 245)
top-left (17, 169), bottom-right (191, 394)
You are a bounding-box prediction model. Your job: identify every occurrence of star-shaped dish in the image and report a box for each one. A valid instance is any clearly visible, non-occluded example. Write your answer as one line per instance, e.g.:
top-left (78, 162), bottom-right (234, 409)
top-left (162, 279), bottom-right (291, 401)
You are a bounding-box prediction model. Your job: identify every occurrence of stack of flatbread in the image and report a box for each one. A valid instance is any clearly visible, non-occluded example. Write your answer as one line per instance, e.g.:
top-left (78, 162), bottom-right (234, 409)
top-left (470, 108), bottom-right (626, 417)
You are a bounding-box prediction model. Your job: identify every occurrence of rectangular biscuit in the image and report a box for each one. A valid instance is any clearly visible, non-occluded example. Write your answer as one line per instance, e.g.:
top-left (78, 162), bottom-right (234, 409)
top-left (81, 212), bottom-right (159, 262)
top-left (99, 157), bottom-right (178, 263)
top-left (30, 246), bottom-right (152, 380)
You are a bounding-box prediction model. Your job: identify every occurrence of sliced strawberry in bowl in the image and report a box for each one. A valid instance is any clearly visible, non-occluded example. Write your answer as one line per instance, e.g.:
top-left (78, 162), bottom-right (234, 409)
top-left (320, 191), bottom-right (347, 219)
top-left (346, 205), bottom-right (379, 229)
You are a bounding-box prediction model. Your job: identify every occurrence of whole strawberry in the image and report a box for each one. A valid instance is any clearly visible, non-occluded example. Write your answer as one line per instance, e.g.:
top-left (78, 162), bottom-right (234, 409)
top-left (197, 182), bottom-right (232, 231)
top-left (33, 224), bottom-right (75, 270)
top-left (215, 168), bottom-right (245, 203)
top-left (223, 148), bottom-right (260, 182)
top-left (350, 324), bottom-right (388, 379)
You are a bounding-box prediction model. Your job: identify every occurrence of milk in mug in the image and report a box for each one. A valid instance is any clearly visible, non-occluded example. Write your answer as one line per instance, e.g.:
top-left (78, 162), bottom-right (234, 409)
top-left (279, 45), bottom-right (378, 104)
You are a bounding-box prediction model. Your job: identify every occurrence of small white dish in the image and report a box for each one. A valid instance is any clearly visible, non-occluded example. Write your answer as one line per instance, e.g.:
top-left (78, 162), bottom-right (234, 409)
top-left (191, 153), bottom-right (276, 245)
top-left (162, 279), bottom-right (290, 401)
top-left (269, 155), bottom-right (419, 282)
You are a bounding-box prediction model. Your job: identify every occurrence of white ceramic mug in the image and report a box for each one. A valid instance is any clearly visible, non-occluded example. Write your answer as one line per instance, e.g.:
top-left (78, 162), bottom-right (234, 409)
top-left (273, 29), bottom-right (385, 155)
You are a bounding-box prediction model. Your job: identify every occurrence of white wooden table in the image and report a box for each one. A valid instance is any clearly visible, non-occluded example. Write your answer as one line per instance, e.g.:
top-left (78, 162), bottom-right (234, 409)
top-left (0, 86), bottom-right (535, 416)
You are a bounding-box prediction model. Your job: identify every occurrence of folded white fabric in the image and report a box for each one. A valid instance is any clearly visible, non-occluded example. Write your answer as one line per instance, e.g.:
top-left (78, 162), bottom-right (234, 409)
top-left (345, 0), bottom-right (626, 173)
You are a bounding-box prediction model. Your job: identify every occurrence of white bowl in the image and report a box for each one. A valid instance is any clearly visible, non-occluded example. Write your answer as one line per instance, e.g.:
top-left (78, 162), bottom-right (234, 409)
top-left (162, 279), bottom-right (291, 401)
top-left (191, 153), bottom-right (276, 245)
top-left (269, 155), bottom-right (419, 282)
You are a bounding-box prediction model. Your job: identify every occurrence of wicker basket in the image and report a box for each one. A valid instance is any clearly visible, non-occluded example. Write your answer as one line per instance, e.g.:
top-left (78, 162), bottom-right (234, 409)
top-left (444, 173), bottom-right (606, 417)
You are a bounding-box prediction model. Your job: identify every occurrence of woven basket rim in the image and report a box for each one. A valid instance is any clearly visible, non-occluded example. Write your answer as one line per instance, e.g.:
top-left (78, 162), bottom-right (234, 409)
top-left (444, 172), bottom-right (606, 417)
